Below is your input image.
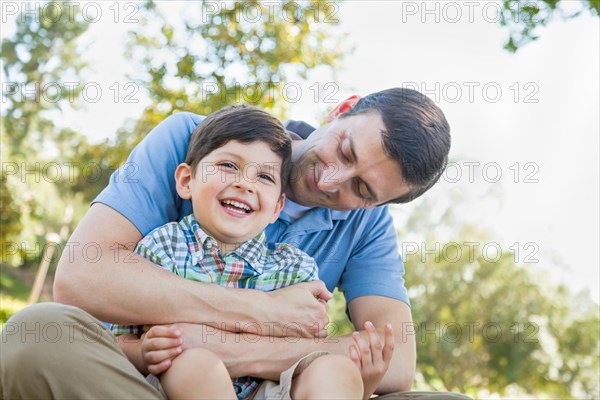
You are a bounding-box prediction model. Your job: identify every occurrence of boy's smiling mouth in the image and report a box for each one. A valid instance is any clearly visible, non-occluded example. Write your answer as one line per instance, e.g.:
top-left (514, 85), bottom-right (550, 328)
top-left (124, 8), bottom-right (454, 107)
top-left (220, 199), bottom-right (254, 216)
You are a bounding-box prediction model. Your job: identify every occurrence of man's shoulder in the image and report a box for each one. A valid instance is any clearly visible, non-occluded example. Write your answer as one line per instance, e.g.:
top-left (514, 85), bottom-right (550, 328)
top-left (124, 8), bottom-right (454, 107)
top-left (137, 112), bottom-right (205, 156)
top-left (167, 111), bottom-right (205, 124)
top-left (153, 112), bottom-right (204, 136)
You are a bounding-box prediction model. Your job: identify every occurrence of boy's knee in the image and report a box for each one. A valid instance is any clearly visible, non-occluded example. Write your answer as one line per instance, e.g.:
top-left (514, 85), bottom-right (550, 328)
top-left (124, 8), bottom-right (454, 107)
top-left (303, 354), bottom-right (362, 383)
top-left (163, 348), bottom-right (230, 387)
top-left (173, 348), bottom-right (223, 365)
top-left (169, 348), bottom-right (229, 376)
top-left (315, 354), bottom-right (359, 373)
top-left (293, 354), bottom-right (363, 397)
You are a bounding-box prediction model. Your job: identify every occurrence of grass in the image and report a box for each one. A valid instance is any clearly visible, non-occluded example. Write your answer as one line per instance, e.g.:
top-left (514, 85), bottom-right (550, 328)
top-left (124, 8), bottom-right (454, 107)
top-left (0, 267), bottom-right (30, 301)
top-left (0, 267), bottom-right (31, 327)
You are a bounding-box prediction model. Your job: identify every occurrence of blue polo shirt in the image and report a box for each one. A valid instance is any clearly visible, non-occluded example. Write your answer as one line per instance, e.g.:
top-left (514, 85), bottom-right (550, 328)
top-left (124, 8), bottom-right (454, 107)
top-left (93, 112), bottom-right (409, 306)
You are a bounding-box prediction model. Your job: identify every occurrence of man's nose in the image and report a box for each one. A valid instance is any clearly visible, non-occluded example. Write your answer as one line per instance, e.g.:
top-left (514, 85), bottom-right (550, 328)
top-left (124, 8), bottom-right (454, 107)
top-left (318, 164), bottom-right (352, 193)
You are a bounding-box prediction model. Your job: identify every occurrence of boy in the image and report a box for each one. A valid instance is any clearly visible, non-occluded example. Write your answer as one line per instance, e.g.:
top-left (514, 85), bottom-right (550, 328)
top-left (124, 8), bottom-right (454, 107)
top-left (111, 105), bottom-right (393, 399)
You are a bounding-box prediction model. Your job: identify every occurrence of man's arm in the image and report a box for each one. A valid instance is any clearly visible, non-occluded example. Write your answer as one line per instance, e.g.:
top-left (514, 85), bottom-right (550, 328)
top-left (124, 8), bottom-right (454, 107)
top-left (174, 296), bottom-right (414, 393)
top-left (53, 203), bottom-right (331, 336)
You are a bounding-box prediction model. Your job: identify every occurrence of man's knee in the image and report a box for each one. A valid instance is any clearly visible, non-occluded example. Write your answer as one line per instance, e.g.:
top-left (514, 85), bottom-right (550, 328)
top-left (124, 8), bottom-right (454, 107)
top-left (1, 302), bottom-right (107, 367)
top-left (3, 303), bottom-right (92, 332)
top-left (376, 391), bottom-right (473, 400)
top-left (1, 304), bottom-right (161, 400)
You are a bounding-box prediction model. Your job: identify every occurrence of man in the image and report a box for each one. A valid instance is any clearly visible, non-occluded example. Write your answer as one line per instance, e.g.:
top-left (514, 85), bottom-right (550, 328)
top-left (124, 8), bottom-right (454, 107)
top-left (1, 88), bottom-right (466, 399)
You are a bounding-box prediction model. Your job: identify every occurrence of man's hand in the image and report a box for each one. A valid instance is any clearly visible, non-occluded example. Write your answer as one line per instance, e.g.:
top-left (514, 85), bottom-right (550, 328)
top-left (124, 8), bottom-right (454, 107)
top-left (141, 325), bottom-right (184, 375)
top-left (266, 281), bottom-right (333, 338)
top-left (349, 321), bottom-right (395, 400)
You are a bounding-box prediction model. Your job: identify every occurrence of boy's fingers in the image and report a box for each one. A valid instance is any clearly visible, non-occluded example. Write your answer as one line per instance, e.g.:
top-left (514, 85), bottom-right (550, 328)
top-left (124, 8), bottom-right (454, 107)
top-left (145, 325), bottom-right (181, 339)
top-left (352, 331), bottom-right (372, 366)
top-left (143, 347), bottom-right (183, 365)
top-left (142, 336), bottom-right (183, 352)
top-left (382, 323), bottom-right (395, 364)
top-left (147, 359), bottom-right (172, 376)
top-left (364, 321), bottom-right (383, 364)
top-left (349, 344), bottom-right (362, 370)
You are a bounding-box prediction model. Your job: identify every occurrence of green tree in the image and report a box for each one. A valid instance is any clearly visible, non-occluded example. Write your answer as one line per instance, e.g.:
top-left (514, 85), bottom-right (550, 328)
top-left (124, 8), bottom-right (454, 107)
top-left (1, 0), bottom-right (88, 155)
top-left (500, 0), bottom-right (599, 52)
top-left (0, 1), bottom-right (103, 266)
top-left (394, 182), bottom-right (600, 397)
top-left (118, 0), bottom-right (346, 149)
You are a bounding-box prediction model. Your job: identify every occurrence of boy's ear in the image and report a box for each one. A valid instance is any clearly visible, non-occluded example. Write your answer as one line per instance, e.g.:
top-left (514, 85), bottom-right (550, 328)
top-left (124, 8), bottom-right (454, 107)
top-left (325, 95), bottom-right (361, 122)
top-left (175, 163), bottom-right (193, 200)
top-left (269, 193), bottom-right (286, 224)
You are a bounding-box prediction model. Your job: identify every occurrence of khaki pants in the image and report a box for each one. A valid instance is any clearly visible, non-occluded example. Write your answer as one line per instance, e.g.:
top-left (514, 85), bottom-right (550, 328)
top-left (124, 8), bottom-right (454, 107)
top-left (1, 303), bottom-right (472, 400)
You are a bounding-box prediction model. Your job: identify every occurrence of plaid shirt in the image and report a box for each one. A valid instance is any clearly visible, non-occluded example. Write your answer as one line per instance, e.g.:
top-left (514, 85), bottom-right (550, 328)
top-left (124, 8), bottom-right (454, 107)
top-left (111, 214), bottom-right (318, 399)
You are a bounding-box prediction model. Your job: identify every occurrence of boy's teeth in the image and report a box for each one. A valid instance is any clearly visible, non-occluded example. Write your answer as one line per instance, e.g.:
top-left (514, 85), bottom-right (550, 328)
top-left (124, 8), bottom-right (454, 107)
top-left (222, 199), bottom-right (251, 211)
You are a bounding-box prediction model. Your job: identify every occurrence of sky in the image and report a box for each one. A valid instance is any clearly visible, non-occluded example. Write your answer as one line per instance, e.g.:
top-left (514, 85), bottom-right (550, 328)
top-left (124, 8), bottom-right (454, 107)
top-left (2, 1), bottom-right (599, 303)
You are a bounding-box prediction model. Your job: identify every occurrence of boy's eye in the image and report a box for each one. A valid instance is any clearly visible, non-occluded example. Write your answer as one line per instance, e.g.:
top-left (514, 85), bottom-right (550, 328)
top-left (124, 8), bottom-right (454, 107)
top-left (259, 173), bottom-right (275, 183)
top-left (218, 162), bottom-right (237, 170)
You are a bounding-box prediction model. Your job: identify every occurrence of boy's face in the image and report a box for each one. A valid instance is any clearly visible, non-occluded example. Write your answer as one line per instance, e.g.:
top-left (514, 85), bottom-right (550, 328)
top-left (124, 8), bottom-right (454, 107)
top-left (176, 140), bottom-right (285, 250)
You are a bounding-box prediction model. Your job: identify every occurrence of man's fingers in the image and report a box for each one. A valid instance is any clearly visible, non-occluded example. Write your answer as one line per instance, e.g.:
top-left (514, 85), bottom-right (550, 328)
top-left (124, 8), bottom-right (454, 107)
top-left (382, 323), bottom-right (395, 364)
top-left (308, 280), bottom-right (333, 301)
top-left (318, 297), bottom-right (330, 311)
top-left (307, 325), bottom-right (328, 338)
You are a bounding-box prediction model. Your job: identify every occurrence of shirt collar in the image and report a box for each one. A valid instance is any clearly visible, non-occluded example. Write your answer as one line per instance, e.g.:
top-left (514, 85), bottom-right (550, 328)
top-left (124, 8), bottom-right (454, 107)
top-left (183, 215), bottom-right (268, 273)
top-left (280, 206), bottom-right (351, 224)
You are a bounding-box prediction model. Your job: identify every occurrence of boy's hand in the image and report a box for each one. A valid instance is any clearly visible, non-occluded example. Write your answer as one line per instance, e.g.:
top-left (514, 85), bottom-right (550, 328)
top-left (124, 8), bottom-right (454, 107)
top-left (349, 321), bottom-right (395, 400)
top-left (141, 325), bottom-right (183, 375)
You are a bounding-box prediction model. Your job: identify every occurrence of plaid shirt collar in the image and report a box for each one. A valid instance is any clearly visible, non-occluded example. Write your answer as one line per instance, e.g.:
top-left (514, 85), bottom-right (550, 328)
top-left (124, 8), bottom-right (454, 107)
top-left (182, 215), bottom-right (268, 273)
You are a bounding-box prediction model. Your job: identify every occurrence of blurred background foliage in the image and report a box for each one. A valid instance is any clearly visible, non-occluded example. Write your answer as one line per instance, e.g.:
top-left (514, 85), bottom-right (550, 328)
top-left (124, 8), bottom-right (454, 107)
top-left (1, 1), bottom-right (598, 398)
top-left (500, 0), bottom-right (599, 52)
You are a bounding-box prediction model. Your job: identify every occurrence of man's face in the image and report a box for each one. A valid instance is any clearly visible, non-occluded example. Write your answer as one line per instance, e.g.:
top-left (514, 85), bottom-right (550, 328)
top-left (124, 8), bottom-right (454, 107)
top-left (288, 111), bottom-right (411, 210)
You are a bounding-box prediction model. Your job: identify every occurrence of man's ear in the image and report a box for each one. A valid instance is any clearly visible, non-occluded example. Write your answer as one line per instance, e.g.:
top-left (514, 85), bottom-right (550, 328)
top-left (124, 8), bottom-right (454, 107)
top-left (269, 193), bottom-right (286, 224)
top-left (325, 95), bottom-right (361, 122)
top-left (175, 163), bottom-right (193, 200)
